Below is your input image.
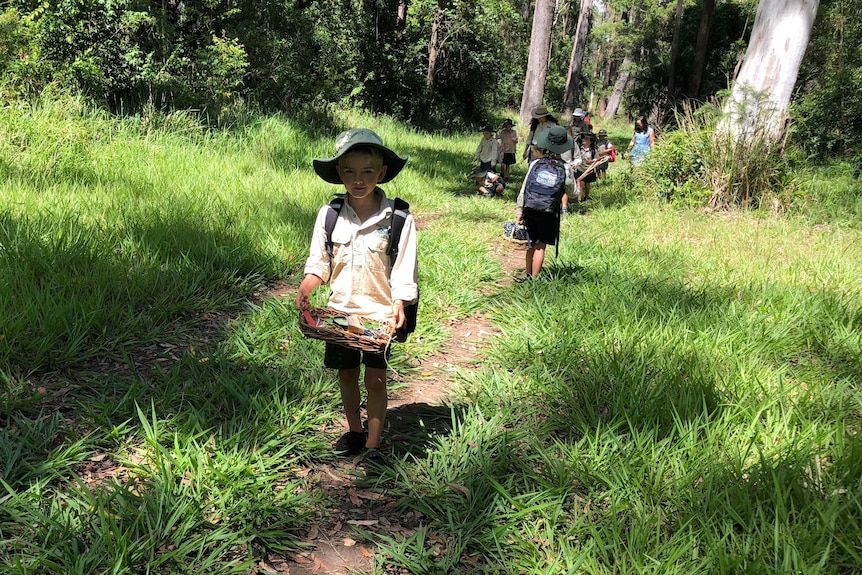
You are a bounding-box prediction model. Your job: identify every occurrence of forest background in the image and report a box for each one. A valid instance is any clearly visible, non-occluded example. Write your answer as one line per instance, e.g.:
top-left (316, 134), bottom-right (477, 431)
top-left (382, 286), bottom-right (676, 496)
top-left (2, 0), bottom-right (862, 572)
top-left (0, 0), bottom-right (860, 161)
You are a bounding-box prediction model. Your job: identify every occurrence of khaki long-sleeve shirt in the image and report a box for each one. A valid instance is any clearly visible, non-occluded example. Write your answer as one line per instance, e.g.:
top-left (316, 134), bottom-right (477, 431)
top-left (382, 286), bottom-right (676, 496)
top-left (303, 190), bottom-right (418, 323)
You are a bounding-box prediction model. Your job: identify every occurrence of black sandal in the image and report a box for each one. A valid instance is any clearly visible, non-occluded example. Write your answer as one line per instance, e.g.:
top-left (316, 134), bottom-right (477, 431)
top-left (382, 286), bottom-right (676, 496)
top-left (333, 431), bottom-right (366, 456)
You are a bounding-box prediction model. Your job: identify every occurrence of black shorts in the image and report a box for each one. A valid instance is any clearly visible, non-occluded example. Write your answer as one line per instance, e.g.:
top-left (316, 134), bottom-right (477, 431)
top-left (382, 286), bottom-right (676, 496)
top-left (522, 208), bottom-right (559, 247)
top-left (324, 342), bottom-right (390, 370)
top-left (575, 170), bottom-right (597, 183)
top-left (502, 153), bottom-right (516, 166)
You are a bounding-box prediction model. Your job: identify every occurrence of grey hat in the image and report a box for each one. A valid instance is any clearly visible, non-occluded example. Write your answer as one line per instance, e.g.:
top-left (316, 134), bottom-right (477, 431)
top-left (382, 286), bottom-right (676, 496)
top-left (313, 129), bottom-right (408, 184)
top-left (468, 168), bottom-right (488, 179)
top-left (531, 105), bottom-right (552, 119)
top-left (573, 107), bottom-right (584, 117)
top-left (536, 125), bottom-right (573, 155)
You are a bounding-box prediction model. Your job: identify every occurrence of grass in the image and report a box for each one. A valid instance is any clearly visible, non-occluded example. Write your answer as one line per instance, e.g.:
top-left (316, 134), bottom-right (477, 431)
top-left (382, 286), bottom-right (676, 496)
top-left (1, 94), bottom-right (861, 573)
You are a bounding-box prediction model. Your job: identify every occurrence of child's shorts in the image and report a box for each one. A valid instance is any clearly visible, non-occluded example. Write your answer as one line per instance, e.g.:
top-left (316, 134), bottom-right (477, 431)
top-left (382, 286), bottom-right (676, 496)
top-left (575, 170), bottom-right (597, 183)
top-left (522, 208), bottom-right (559, 246)
top-left (502, 153), bottom-right (516, 166)
top-left (324, 342), bottom-right (390, 370)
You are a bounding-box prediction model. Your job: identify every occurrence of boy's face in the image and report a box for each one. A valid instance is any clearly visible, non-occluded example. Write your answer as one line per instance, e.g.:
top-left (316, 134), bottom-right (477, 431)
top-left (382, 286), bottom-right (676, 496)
top-left (336, 151), bottom-right (387, 200)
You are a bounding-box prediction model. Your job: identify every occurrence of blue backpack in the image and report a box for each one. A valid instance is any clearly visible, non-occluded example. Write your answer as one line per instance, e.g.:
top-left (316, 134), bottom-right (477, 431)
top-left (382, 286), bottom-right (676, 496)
top-left (522, 157), bottom-right (567, 213)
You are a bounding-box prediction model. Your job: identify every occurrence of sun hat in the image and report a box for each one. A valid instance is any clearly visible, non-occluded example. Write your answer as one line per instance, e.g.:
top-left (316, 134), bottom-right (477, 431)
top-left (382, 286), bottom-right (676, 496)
top-left (597, 129), bottom-right (608, 137)
top-left (536, 125), bottom-right (573, 155)
top-left (581, 131), bottom-right (596, 141)
top-left (468, 168), bottom-right (488, 179)
top-left (573, 107), bottom-right (585, 118)
top-left (531, 105), bottom-right (552, 119)
top-left (312, 128), bottom-right (408, 184)
top-left (500, 118), bottom-right (514, 128)
top-left (480, 124), bottom-right (494, 133)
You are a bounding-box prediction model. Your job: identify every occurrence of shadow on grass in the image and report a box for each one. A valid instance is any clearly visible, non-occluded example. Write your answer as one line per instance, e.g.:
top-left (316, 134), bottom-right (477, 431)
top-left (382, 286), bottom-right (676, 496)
top-left (386, 402), bottom-right (466, 459)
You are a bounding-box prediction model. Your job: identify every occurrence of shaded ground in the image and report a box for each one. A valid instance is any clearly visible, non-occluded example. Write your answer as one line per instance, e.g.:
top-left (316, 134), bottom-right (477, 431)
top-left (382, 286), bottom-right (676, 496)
top-left (273, 239), bottom-right (527, 575)
top-left (23, 229), bottom-right (528, 575)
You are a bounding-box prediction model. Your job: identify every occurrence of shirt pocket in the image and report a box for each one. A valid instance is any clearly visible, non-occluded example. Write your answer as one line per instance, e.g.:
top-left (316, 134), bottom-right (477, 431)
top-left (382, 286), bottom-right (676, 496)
top-left (365, 228), bottom-right (391, 272)
top-left (330, 228), bottom-right (352, 265)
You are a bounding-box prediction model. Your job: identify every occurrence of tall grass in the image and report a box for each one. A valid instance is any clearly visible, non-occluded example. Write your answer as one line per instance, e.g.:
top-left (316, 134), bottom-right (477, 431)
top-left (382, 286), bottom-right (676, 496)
top-left (644, 100), bottom-right (800, 210)
top-left (1, 94), bottom-right (861, 573)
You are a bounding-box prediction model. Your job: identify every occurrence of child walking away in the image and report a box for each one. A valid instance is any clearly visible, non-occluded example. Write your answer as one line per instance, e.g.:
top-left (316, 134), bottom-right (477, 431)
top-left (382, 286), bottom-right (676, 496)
top-left (516, 125), bottom-right (571, 279)
top-left (296, 129), bottom-right (419, 463)
top-left (522, 105), bottom-right (558, 164)
top-left (496, 119), bottom-right (518, 180)
top-left (595, 129), bottom-right (615, 180)
top-left (473, 124), bottom-right (500, 173)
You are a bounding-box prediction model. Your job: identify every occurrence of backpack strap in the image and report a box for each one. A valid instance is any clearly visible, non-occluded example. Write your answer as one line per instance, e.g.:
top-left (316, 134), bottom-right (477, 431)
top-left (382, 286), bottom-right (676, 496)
top-left (387, 198), bottom-right (410, 265)
top-left (323, 196), bottom-right (345, 260)
top-left (323, 195), bottom-right (409, 267)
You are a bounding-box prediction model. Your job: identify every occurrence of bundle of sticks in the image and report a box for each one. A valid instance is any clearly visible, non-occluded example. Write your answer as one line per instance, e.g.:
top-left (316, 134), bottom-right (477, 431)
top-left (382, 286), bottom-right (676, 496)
top-left (575, 157), bottom-right (607, 183)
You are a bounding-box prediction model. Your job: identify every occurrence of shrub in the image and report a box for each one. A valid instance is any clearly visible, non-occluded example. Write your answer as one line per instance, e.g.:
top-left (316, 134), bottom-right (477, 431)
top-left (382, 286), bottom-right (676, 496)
top-left (642, 99), bottom-right (795, 210)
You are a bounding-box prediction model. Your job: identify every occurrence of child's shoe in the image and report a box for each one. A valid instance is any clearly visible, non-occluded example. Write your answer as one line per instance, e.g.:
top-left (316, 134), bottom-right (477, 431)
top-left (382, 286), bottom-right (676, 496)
top-left (333, 431), bottom-right (367, 456)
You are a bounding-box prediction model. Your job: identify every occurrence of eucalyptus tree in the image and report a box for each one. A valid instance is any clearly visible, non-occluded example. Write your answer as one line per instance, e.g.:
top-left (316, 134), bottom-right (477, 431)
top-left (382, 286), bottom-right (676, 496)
top-left (722, 0), bottom-right (819, 141)
top-left (561, 0), bottom-right (593, 115)
top-left (519, 0), bottom-right (556, 126)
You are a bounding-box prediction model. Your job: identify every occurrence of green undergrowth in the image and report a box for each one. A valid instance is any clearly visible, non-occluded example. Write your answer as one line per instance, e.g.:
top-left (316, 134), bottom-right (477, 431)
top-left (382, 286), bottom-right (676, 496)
top-left (1, 96), bottom-right (861, 573)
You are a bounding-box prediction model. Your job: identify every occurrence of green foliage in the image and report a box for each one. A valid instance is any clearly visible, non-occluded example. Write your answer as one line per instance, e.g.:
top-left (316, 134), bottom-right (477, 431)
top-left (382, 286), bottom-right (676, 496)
top-left (0, 0), bottom-right (532, 124)
top-left (621, 0), bottom-right (754, 123)
top-left (793, 0), bottom-right (862, 159)
top-left (640, 100), bottom-right (796, 210)
top-left (1, 105), bottom-right (862, 573)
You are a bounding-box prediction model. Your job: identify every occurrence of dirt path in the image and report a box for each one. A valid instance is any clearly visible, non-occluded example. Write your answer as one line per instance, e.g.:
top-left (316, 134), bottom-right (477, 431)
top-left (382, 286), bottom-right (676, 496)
top-left (262, 240), bottom-right (527, 575)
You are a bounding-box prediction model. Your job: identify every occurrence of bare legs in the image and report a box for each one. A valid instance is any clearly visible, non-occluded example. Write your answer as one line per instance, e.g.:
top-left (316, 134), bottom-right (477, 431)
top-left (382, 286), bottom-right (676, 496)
top-left (578, 181), bottom-right (592, 201)
top-left (525, 242), bottom-right (546, 278)
top-left (338, 366), bottom-right (387, 449)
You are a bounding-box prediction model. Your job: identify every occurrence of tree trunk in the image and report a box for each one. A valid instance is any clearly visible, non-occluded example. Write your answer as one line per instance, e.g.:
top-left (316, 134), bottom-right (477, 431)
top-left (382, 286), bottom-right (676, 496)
top-left (686, 0), bottom-right (715, 98)
top-left (722, 0), bottom-right (819, 142)
top-left (519, 0), bottom-right (556, 127)
top-left (397, 0), bottom-right (408, 33)
top-left (426, 5), bottom-right (442, 89)
top-left (667, 0), bottom-right (685, 98)
top-left (562, 0), bottom-right (593, 116)
top-left (603, 54), bottom-right (633, 119)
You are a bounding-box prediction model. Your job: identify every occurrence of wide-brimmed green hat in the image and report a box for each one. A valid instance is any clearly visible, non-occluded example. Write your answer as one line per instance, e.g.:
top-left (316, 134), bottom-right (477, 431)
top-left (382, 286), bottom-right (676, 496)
top-left (536, 125), bottom-right (573, 155)
top-left (313, 129), bottom-right (408, 184)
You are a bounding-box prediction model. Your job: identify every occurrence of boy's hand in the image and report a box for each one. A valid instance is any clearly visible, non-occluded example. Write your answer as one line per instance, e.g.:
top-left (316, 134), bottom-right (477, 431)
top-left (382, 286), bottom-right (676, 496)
top-left (296, 274), bottom-right (323, 311)
top-left (391, 300), bottom-right (406, 329)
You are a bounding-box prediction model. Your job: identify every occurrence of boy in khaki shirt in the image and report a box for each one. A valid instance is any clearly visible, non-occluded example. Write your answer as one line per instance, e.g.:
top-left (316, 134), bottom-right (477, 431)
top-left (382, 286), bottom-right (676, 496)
top-left (296, 129), bottom-right (418, 461)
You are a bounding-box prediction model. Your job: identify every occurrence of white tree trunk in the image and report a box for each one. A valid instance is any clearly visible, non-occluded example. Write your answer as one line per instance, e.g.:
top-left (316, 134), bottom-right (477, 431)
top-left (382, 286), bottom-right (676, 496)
top-left (722, 0), bottom-right (819, 142)
top-left (519, 0), bottom-right (556, 127)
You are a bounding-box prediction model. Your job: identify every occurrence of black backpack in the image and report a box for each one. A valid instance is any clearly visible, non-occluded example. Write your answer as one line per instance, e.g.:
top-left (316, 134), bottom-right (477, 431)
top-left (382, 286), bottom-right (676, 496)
top-left (323, 196), bottom-right (417, 343)
top-left (522, 157), bottom-right (567, 213)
